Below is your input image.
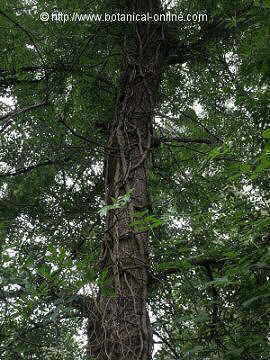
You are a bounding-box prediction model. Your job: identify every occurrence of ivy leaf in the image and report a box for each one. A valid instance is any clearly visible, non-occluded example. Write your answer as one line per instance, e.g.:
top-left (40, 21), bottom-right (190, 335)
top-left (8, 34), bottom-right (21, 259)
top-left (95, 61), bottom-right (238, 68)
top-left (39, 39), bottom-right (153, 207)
top-left (98, 189), bottom-right (133, 216)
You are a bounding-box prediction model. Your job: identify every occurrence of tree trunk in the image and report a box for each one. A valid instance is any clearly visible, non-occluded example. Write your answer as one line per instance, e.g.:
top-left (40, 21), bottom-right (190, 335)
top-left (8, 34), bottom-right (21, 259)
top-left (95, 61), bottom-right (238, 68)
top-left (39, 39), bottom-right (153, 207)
top-left (87, 1), bottom-right (164, 359)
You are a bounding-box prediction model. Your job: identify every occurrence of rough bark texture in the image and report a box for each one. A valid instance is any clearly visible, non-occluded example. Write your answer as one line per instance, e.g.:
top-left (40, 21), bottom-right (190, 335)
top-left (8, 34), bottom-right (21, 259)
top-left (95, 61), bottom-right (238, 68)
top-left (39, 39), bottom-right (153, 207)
top-left (87, 1), bottom-right (165, 359)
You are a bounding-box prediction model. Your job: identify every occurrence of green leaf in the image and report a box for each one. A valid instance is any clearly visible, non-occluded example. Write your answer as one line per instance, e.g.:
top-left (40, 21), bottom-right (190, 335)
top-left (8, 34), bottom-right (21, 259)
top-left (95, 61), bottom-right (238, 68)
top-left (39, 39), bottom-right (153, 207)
top-left (98, 189), bottom-right (134, 216)
top-left (37, 264), bottom-right (52, 279)
top-left (84, 269), bottom-right (97, 282)
top-left (96, 268), bottom-right (109, 286)
top-left (262, 128), bottom-right (270, 139)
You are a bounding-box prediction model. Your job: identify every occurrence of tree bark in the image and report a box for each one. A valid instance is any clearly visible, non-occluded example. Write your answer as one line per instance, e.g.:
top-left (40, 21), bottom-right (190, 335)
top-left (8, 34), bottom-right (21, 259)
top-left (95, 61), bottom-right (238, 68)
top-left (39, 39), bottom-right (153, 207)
top-left (87, 1), bottom-right (164, 359)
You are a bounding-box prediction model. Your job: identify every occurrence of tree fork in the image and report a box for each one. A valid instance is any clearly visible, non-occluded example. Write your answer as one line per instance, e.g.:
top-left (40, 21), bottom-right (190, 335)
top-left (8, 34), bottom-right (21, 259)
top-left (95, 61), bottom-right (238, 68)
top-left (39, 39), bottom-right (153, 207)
top-left (87, 1), bottom-right (166, 359)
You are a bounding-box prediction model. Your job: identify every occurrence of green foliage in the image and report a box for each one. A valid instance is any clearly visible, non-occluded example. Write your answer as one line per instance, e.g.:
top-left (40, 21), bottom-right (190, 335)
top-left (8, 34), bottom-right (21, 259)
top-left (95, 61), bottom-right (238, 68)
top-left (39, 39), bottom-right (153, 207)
top-left (98, 189), bottom-right (133, 216)
top-left (0, 0), bottom-right (269, 359)
top-left (130, 210), bottom-right (166, 232)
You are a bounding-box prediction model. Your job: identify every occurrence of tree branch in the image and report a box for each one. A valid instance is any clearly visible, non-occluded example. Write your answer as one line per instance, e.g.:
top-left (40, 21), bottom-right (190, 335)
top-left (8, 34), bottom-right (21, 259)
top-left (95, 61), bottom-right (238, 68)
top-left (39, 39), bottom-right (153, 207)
top-left (152, 136), bottom-right (215, 147)
top-left (156, 112), bottom-right (222, 142)
top-left (156, 256), bottom-right (227, 277)
top-left (0, 101), bottom-right (48, 133)
top-left (0, 10), bottom-right (45, 66)
top-left (0, 158), bottom-right (70, 178)
top-left (0, 286), bottom-right (96, 319)
top-left (0, 77), bottom-right (46, 87)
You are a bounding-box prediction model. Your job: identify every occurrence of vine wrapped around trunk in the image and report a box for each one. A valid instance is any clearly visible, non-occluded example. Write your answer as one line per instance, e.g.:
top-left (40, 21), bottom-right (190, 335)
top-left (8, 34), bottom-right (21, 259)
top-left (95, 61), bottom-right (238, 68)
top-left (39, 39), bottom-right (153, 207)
top-left (87, 1), bottom-right (165, 359)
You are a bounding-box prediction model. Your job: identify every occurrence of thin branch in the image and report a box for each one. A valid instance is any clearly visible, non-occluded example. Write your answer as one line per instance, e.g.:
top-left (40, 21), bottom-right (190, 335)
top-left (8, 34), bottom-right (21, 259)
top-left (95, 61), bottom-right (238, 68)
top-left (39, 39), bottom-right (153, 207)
top-left (0, 101), bottom-right (48, 122)
top-left (58, 117), bottom-right (106, 151)
top-left (156, 111), bottom-right (222, 143)
top-left (0, 101), bottom-right (48, 133)
top-left (0, 78), bottom-right (46, 87)
top-left (0, 10), bottom-right (46, 66)
top-left (153, 136), bottom-right (215, 147)
top-left (0, 158), bottom-right (70, 178)
top-left (0, 287), bottom-right (95, 319)
top-left (156, 256), bottom-right (227, 277)
top-left (152, 330), bottom-right (180, 360)
top-left (164, 142), bottom-right (207, 155)
top-left (0, 63), bottom-right (106, 75)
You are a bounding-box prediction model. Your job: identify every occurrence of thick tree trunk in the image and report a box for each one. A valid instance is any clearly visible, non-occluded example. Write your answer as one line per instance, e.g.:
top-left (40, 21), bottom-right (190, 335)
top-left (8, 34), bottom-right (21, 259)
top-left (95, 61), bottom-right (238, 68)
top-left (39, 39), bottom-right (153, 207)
top-left (87, 1), bottom-right (164, 359)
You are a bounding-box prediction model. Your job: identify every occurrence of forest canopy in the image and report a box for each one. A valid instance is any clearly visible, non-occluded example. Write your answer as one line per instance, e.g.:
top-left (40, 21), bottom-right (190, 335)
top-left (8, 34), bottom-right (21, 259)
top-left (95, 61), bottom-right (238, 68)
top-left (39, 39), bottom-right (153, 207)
top-left (0, 0), bottom-right (269, 359)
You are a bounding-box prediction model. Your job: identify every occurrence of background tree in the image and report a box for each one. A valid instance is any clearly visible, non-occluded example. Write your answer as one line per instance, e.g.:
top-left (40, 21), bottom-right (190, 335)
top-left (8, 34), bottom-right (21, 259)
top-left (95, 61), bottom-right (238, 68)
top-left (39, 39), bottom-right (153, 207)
top-left (0, 0), bottom-right (269, 359)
